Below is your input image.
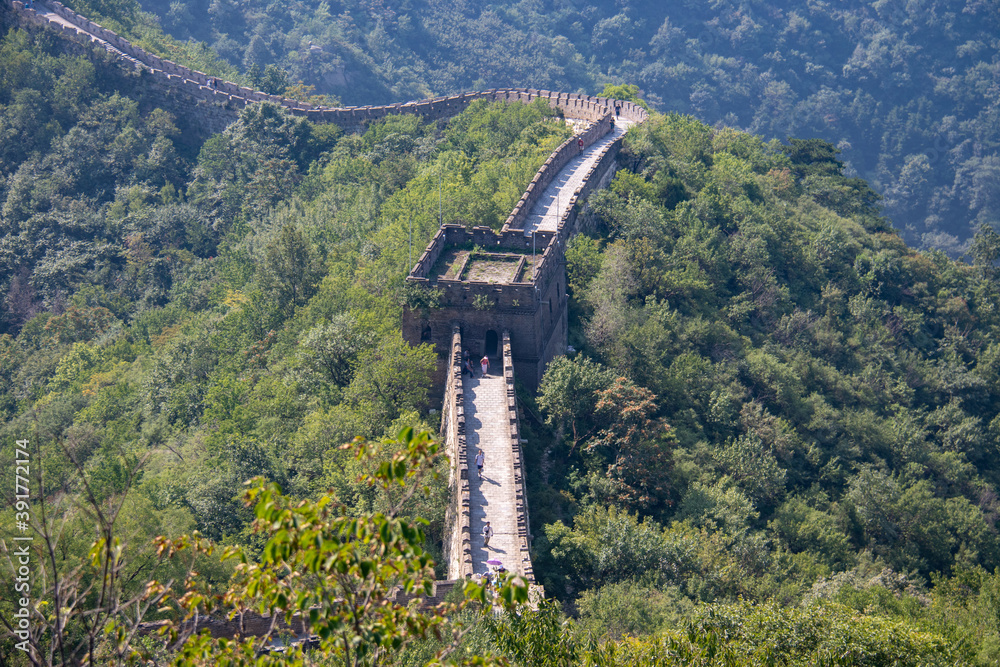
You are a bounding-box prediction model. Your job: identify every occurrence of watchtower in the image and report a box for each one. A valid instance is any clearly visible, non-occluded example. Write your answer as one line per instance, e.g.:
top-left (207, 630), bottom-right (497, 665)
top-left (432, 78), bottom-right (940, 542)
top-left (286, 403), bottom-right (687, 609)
top-left (402, 224), bottom-right (567, 392)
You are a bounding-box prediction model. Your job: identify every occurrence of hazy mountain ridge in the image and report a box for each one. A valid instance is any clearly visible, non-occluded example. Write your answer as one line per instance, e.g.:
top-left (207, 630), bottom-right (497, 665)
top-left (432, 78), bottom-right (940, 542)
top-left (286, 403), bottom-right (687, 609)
top-left (109, 0), bottom-right (1000, 254)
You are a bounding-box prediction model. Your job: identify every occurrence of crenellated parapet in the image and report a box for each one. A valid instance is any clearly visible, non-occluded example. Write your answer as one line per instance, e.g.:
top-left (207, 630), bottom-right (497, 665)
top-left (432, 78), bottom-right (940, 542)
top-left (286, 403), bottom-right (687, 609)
top-left (441, 324), bottom-right (474, 580)
top-left (501, 115), bottom-right (613, 232)
top-left (7, 0), bottom-right (648, 135)
top-left (502, 332), bottom-right (533, 581)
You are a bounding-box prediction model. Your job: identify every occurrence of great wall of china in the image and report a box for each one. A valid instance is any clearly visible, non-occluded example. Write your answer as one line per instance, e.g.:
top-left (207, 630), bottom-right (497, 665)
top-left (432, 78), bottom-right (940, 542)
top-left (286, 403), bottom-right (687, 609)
top-left (1, 0), bottom-right (649, 641)
top-left (4, 0), bottom-right (646, 133)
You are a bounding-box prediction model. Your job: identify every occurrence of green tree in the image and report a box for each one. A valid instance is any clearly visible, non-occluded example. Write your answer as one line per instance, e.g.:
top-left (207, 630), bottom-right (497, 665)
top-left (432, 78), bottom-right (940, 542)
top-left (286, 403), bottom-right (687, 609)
top-left (588, 377), bottom-right (674, 512)
top-left (345, 334), bottom-right (438, 433)
top-left (598, 83), bottom-right (650, 111)
top-left (537, 355), bottom-right (614, 452)
top-left (299, 314), bottom-right (376, 388)
top-left (482, 600), bottom-right (581, 667)
top-left (969, 224), bottom-right (1000, 281)
top-left (257, 224), bottom-right (323, 318)
top-left (259, 63), bottom-right (290, 95)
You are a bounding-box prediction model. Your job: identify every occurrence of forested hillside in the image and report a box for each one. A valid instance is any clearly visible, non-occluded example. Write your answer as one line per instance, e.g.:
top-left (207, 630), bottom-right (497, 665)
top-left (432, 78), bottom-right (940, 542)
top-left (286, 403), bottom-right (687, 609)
top-left (4, 4), bottom-right (1000, 663)
top-left (107, 0), bottom-right (1000, 253)
top-left (522, 114), bottom-right (1000, 662)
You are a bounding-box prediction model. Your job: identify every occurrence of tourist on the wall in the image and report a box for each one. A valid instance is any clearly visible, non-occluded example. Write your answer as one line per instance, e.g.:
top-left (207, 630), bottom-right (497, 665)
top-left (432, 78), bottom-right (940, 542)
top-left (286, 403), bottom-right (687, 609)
top-left (480, 355), bottom-right (489, 377)
top-left (483, 521), bottom-right (493, 547)
top-left (475, 449), bottom-right (485, 479)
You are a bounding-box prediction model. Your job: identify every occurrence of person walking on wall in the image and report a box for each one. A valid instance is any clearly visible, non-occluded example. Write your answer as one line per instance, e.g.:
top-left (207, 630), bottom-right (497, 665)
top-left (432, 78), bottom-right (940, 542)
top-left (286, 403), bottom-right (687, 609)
top-left (480, 355), bottom-right (489, 377)
top-left (483, 521), bottom-right (493, 548)
top-left (475, 449), bottom-right (485, 479)
top-left (577, 137), bottom-right (584, 152)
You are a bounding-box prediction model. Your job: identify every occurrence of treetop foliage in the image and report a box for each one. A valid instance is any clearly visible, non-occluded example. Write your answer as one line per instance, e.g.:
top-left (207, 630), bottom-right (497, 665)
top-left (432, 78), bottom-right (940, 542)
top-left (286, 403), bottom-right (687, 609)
top-left (112, 0), bottom-right (1000, 253)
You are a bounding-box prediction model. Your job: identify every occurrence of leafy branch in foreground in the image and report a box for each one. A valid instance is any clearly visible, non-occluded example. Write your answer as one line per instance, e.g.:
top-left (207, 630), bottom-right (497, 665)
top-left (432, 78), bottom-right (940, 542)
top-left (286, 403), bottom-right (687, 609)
top-left (0, 439), bottom-right (193, 667)
top-left (155, 427), bottom-right (529, 666)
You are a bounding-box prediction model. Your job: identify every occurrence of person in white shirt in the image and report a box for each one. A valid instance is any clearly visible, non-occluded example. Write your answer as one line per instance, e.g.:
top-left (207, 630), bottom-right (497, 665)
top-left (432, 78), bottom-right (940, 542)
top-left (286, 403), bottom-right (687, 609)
top-left (483, 521), bottom-right (493, 547)
top-left (475, 449), bottom-right (485, 479)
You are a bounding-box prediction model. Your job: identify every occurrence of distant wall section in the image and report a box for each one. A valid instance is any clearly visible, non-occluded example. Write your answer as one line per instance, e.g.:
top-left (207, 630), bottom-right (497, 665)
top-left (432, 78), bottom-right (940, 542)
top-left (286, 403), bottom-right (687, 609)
top-left (6, 0), bottom-right (649, 135)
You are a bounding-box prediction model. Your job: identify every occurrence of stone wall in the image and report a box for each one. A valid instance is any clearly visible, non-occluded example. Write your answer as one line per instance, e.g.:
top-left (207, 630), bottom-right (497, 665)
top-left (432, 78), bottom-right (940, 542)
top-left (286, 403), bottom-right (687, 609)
top-left (441, 325), bottom-right (474, 580)
top-left (406, 224), bottom-right (560, 314)
top-left (7, 0), bottom-right (649, 136)
top-left (403, 301), bottom-right (546, 389)
top-left (407, 224), bottom-right (558, 283)
top-left (502, 332), bottom-right (534, 582)
top-left (551, 131), bottom-right (628, 239)
top-left (6, 0), bottom-right (648, 135)
top-left (501, 115), bottom-right (612, 232)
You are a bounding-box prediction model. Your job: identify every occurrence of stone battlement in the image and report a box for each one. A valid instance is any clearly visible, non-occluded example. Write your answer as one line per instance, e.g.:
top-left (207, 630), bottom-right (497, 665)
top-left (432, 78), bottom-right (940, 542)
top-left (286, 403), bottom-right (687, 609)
top-left (502, 332), bottom-right (533, 581)
top-left (501, 115), bottom-right (614, 232)
top-left (7, 0), bottom-right (648, 134)
top-left (442, 325), bottom-right (474, 579)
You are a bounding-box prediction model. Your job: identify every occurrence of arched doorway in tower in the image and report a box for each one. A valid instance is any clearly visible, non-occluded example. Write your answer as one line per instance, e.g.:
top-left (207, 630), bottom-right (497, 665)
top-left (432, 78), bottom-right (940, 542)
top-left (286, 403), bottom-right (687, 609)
top-left (484, 330), bottom-right (500, 360)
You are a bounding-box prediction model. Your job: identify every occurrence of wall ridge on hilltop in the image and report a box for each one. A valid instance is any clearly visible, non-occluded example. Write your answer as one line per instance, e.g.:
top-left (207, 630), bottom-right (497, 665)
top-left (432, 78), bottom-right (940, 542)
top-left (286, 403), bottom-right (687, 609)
top-left (7, 0), bottom-right (647, 133)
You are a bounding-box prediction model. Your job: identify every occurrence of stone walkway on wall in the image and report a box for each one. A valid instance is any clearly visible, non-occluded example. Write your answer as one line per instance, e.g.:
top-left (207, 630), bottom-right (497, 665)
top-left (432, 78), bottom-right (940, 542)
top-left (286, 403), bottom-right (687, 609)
top-left (464, 373), bottom-right (524, 577)
top-left (35, 3), bottom-right (105, 46)
top-left (32, 1), bottom-right (144, 66)
top-left (522, 118), bottom-right (634, 234)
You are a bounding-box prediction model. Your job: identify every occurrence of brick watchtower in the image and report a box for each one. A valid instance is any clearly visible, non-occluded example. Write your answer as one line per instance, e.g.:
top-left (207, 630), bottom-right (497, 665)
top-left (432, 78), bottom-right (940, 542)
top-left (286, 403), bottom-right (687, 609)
top-left (402, 224), bottom-right (568, 393)
top-left (402, 94), bottom-right (646, 397)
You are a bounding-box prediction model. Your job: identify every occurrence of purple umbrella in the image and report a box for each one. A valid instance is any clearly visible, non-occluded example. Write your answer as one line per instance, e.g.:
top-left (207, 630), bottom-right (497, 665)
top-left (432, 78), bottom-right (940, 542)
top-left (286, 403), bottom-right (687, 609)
top-left (486, 559), bottom-right (503, 566)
